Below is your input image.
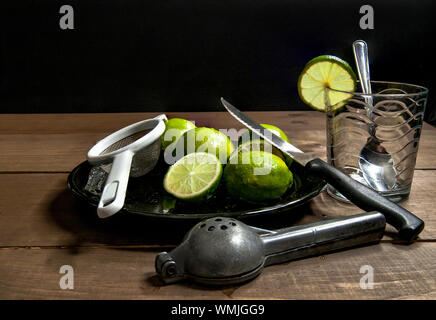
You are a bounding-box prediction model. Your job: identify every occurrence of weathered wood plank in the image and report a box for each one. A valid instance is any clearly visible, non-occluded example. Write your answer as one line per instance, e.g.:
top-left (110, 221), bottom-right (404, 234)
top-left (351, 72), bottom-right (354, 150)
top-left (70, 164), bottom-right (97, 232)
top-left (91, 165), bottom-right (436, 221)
top-left (0, 243), bottom-right (435, 299)
top-left (0, 112), bottom-right (321, 134)
top-left (0, 171), bottom-right (435, 248)
top-left (0, 112), bottom-right (434, 172)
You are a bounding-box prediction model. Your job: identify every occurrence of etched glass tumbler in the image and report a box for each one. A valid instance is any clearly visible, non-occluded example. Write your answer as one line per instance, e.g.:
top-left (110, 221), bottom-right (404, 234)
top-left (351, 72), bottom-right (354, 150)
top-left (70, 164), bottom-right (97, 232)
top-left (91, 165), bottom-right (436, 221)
top-left (326, 81), bottom-right (428, 202)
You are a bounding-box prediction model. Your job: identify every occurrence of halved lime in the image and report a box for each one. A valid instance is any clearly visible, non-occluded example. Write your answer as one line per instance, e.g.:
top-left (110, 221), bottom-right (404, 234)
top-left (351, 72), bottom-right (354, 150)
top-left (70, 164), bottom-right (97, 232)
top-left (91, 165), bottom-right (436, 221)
top-left (297, 55), bottom-right (357, 112)
top-left (163, 152), bottom-right (223, 202)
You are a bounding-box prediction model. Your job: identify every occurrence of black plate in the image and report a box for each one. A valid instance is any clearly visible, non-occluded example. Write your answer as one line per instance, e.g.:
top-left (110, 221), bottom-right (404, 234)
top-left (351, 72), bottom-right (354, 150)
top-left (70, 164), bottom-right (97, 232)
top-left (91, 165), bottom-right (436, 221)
top-left (67, 158), bottom-right (325, 222)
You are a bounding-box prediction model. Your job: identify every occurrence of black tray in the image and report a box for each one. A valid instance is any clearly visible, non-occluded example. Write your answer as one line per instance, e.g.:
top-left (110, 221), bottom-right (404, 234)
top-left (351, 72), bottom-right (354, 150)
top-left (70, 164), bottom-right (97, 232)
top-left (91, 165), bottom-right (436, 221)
top-left (67, 158), bottom-right (326, 222)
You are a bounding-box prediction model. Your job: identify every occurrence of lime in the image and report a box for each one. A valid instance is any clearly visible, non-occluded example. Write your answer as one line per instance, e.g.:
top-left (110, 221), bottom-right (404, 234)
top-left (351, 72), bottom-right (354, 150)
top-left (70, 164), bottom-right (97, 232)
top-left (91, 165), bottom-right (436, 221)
top-left (161, 118), bottom-right (196, 150)
top-left (224, 151), bottom-right (293, 202)
top-left (297, 55), bottom-right (357, 112)
top-left (238, 123), bottom-right (292, 166)
top-left (283, 154), bottom-right (294, 169)
top-left (177, 127), bottom-right (235, 163)
top-left (259, 124), bottom-right (290, 142)
top-left (163, 152), bottom-right (223, 202)
top-left (238, 123), bottom-right (290, 145)
top-left (236, 140), bottom-right (285, 161)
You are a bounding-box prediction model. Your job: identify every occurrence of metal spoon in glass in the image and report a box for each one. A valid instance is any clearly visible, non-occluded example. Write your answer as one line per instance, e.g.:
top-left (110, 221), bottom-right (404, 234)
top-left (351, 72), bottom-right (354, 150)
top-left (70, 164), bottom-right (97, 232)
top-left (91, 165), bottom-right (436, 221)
top-left (353, 40), bottom-right (396, 192)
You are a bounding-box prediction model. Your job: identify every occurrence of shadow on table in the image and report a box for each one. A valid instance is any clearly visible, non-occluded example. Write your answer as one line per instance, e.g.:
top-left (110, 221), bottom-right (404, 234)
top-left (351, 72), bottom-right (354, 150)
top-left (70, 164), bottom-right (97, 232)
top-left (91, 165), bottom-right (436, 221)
top-left (48, 188), bottom-right (410, 291)
top-left (144, 273), bottom-right (251, 294)
top-left (48, 189), bottom-right (310, 248)
top-left (48, 186), bottom-right (406, 255)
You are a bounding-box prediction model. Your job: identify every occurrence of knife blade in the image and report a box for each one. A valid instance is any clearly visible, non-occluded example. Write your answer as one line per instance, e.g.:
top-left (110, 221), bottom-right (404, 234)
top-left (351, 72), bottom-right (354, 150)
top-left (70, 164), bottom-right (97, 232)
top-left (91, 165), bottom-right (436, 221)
top-left (220, 97), bottom-right (424, 241)
top-left (221, 98), bottom-right (312, 166)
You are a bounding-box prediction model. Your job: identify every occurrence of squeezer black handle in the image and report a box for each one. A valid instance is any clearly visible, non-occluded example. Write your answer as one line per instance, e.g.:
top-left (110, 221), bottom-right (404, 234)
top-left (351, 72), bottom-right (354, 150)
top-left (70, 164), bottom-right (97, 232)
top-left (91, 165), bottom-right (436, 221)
top-left (305, 158), bottom-right (424, 241)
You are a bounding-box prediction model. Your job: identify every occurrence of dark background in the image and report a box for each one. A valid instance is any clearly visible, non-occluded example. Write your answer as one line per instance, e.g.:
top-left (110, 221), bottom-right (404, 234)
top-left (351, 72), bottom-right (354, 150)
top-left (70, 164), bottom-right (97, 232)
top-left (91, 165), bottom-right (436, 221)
top-left (1, 1), bottom-right (435, 123)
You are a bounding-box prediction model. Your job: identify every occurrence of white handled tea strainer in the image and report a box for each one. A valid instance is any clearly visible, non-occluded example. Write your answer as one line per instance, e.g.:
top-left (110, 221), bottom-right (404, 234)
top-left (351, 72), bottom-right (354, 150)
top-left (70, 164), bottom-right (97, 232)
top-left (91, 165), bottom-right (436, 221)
top-left (87, 114), bottom-right (167, 219)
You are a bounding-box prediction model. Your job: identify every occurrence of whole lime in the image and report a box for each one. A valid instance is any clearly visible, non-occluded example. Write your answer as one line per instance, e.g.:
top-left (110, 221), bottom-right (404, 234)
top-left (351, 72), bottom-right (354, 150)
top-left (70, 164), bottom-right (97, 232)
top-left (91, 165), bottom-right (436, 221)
top-left (235, 140), bottom-right (285, 161)
top-left (238, 123), bottom-right (292, 166)
top-left (161, 118), bottom-right (196, 151)
top-left (224, 151), bottom-right (293, 202)
top-left (238, 123), bottom-right (290, 145)
top-left (176, 127), bottom-right (235, 163)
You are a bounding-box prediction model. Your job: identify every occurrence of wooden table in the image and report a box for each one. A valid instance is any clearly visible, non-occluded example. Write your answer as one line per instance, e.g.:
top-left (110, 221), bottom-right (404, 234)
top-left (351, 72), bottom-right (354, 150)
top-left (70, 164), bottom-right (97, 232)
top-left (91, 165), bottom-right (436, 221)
top-left (1, 111), bottom-right (436, 300)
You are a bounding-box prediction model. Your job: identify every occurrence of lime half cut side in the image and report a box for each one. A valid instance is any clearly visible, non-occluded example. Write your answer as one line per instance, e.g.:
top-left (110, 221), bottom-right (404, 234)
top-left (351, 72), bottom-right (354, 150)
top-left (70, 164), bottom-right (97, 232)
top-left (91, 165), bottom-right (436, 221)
top-left (163, 152), bottom-right (223, 202)
top-left (298, 55), bottom-right (357, 112)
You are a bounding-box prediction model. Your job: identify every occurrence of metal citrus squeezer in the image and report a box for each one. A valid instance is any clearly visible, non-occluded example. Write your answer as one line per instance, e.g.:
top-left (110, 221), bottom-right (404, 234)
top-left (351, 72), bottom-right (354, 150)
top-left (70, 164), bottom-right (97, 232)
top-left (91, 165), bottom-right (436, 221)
top-left (156, 212), bottom-right (386, 285)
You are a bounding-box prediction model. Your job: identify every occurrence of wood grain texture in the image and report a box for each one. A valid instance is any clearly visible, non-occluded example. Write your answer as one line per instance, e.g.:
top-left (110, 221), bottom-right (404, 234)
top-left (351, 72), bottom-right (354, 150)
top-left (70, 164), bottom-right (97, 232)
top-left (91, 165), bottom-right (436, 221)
top-left (1, 243), bottom-right (435, 300)
top-left (0, 112), bottom-right (435, 300)
top-left (0, 112), bottom-right (434, 172)
top-left (0, 171), bottom-right (435, 248)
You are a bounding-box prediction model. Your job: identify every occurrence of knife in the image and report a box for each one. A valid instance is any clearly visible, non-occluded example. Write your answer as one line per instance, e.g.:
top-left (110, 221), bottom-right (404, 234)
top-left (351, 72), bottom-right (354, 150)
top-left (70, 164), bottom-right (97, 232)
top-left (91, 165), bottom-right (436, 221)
top-left (220, 98), bottom-right (424, 241)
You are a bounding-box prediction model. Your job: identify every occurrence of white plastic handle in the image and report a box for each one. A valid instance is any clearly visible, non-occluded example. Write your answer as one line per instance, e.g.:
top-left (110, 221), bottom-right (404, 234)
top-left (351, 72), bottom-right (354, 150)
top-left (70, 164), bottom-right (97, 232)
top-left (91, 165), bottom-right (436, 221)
top-left (154, 114), bottom-right (168, 122)
top-left (97, 151), bottom-right (133, 219)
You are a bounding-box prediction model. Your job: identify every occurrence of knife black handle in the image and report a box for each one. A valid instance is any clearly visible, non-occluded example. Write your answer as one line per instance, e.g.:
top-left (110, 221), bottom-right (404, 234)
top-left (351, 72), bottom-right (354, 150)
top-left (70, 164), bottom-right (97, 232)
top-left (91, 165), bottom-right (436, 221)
top-left (305, 158), bottom-right (424, 241)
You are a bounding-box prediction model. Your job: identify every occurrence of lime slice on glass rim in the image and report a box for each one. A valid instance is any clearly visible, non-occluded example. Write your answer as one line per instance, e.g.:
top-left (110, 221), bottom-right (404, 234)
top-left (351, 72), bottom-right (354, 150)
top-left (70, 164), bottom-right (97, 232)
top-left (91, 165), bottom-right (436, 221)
top-left (297, 55), bottom-right (357, 112)
top-left (163, 152), bottom-right (223, 202)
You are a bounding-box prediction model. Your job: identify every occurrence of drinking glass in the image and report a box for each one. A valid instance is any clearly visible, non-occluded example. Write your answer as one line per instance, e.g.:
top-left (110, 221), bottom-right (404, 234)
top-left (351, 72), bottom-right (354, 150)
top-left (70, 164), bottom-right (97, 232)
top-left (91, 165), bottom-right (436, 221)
top-left (326, 81), bottom-right (428, 202)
